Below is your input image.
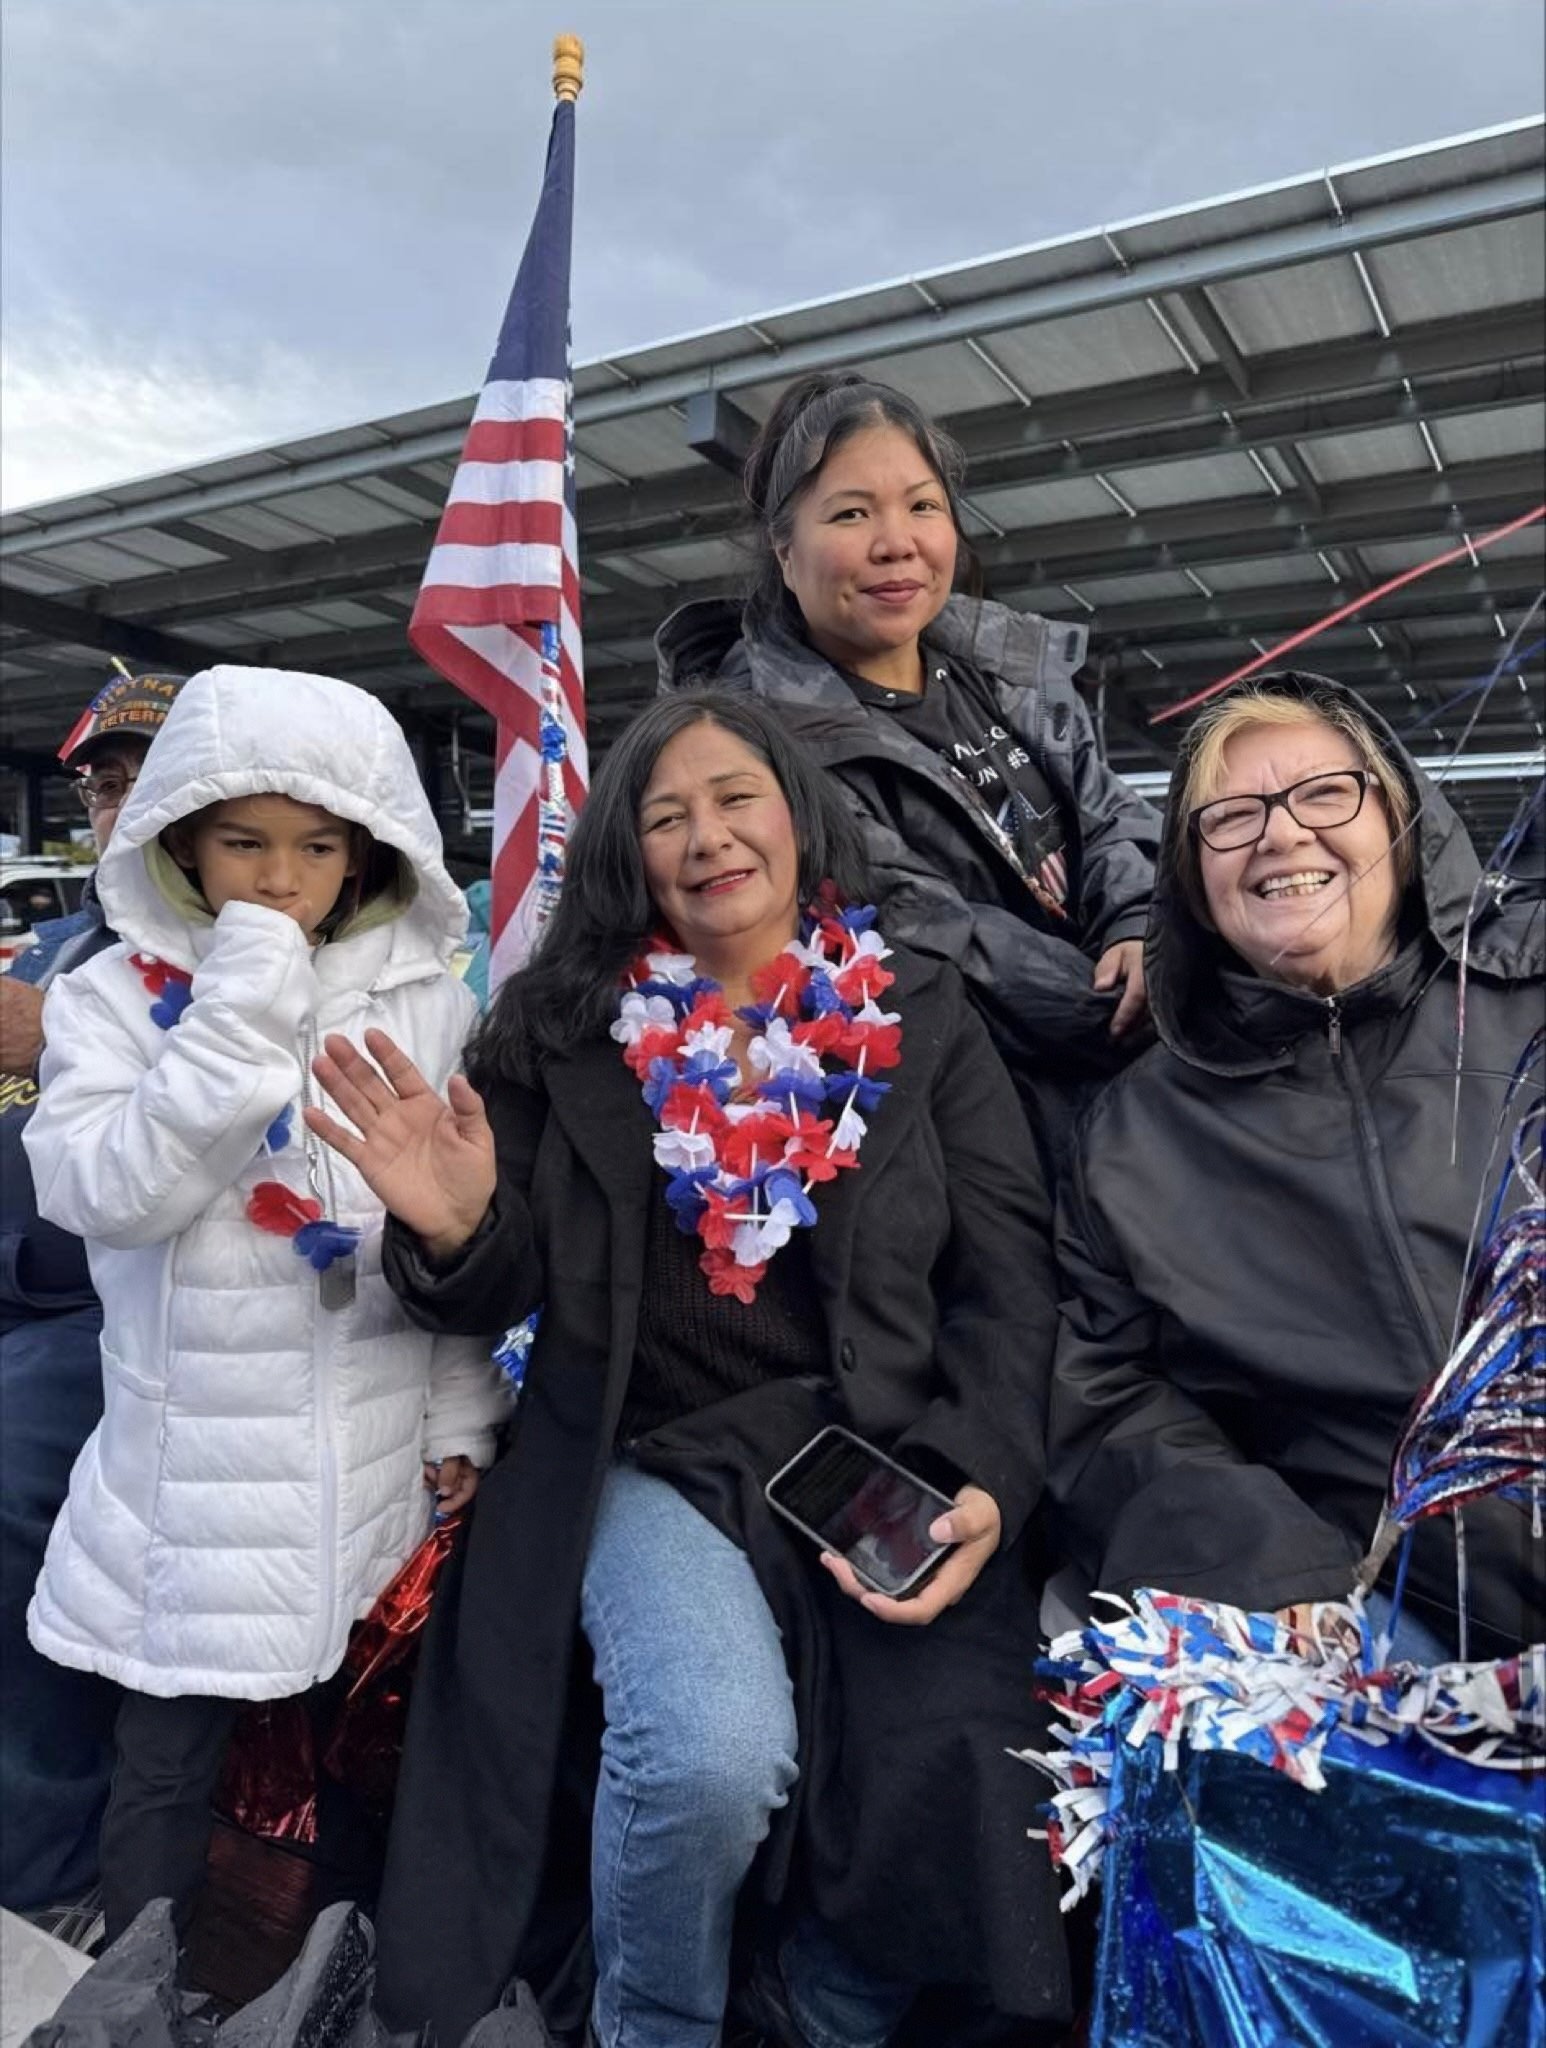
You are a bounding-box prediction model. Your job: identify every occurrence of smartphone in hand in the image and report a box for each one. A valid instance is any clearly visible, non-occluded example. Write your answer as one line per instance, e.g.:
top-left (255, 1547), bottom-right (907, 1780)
top-left (765, 1425), bottom-right (958, 1599)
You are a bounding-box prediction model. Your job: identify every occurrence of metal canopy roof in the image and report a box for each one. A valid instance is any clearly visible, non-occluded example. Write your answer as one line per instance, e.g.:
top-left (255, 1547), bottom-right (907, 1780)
top-left (4, 116), bottom-right (1543, 858)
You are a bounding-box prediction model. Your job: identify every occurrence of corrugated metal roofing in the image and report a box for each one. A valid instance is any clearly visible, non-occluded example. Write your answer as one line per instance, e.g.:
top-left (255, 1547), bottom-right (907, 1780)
top-left (3, 116), bottom-right (1542, 859)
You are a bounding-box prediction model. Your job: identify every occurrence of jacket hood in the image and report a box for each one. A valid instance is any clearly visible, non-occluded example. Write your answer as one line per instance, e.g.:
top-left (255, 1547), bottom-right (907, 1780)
top-left (655, 593), bottom-right (1088, 737)
top-left (1146, 669), bottom-right (1543, 1074)
top-left (96, 665), bottom-right (468, 978)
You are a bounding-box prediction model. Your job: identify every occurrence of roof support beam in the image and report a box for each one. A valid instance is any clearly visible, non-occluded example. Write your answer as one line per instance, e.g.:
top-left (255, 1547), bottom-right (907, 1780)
top-left (948, 308), bottom-right (1544, 466)
top-left (1270, 442), bottom-right (1325, 515)
top-left (1079, 562), bottom-right (1543, 641)
top-left (154, 518), bottom-right (272, 559)
top-left (0, 589), bottom-right (215, 670)
top-left (39, 353), bottom-right (1540, 637)
top-left (3, 167), bottom-right (1539, 562)
top-left (6, 327), bottom-right (1538, 624)
top-left (567, 165), bottom-right (1544, 423)
top-left (569, 453), bottom-right (1545, 640)
top-left (969, 452), bottom-right (1542, 579)
top-left (1177, 288), bottom-right (1253, 397)
top-left (175, 569), bottom-right (1539, 696)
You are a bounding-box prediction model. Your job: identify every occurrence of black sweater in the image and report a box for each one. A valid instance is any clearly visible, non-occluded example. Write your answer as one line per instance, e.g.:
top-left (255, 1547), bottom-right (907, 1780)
top-left (621, 1195), bottom-right (826, 1442)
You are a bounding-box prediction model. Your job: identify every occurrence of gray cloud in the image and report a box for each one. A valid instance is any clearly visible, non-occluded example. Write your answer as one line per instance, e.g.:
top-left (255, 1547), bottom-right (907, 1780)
top-left (3, 0), bottom-right (1542, 504)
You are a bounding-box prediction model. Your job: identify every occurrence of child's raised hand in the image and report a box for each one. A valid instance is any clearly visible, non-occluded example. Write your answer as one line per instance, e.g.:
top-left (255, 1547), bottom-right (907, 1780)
top-left (305, 1028), bottom-right (496, 1259)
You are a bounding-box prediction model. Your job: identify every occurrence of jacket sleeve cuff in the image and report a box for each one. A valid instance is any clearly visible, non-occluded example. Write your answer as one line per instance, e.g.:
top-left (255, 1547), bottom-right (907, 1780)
top-left (422, 1421), bottom-right (498, 1470)
top-left (1098, 1464), bottom-right (1361, 1613)
top-left (894, 1407), bottom-right (1039, 1549)
top-left (1093, 908), bottom-right (1150, 948)
top-left (382, 1200), bottom-right (505, 1332)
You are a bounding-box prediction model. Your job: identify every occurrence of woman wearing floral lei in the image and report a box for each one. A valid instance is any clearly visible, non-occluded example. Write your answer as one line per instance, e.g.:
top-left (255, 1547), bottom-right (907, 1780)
top-left (308, 692), bottom-right (1069, 2047)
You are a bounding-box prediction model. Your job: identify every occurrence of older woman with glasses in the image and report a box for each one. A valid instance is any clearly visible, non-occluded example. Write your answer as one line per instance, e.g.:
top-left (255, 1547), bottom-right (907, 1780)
top-left (1048, 671), bottom-right (1543, 1660)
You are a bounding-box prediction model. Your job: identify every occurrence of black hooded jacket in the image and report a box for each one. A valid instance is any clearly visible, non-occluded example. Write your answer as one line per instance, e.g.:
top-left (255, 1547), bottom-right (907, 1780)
top-left (656, 596), bottom-right (1161, 1118)
top-left (1048, 673), bottom-right (1544, 1657)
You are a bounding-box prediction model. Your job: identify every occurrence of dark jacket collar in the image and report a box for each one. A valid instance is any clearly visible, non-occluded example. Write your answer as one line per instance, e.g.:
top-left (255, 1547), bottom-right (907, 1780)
top-left (1212, 933), bottom-right (1435, 1052)
top-left (1143, 671), bottom-right (1544, 1077)
top-left (654, 594), bottom-right (1086, 743)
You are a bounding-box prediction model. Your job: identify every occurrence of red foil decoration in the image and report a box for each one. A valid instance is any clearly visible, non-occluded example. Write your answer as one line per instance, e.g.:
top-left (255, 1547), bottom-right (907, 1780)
top-left (215, 1696), bottom-right (319, 1844)
top-left (322, 1514), bottom-right (464, 1816)
top-left (213, 1515), bottom-right (463, 1841)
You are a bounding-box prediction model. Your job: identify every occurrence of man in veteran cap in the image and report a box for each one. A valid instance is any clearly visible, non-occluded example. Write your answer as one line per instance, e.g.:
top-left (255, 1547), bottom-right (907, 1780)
top-left (2, 668), bottom-right (184, 1062)
top-left (0, 669), bottom-right (183, 1932)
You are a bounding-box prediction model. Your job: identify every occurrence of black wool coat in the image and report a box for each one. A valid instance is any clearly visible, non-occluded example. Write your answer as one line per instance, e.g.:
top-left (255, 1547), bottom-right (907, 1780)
top-left (370, 949), bottom-right (1070, 2042)
top-left (1049, 673), bottom-right (1545, 1657)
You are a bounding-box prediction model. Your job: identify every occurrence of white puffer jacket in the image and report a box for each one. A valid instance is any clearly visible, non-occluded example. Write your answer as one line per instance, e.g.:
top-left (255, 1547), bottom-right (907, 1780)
top-left (24, 666), bottom-right (512, 1700)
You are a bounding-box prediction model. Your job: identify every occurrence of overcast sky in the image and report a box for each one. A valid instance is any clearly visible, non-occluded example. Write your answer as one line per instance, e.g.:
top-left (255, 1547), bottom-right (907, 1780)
top-left (3, 0), bottom-right (1542, 510)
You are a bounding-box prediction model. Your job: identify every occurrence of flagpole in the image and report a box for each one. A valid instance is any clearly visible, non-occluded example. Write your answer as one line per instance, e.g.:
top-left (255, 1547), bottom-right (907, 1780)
top-left (527, 34), bottom-right (586, 951)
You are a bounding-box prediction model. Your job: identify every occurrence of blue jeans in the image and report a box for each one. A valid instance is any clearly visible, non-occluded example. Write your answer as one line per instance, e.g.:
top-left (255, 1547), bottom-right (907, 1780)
top-left (580, 1463), bottom-right (912, 2048)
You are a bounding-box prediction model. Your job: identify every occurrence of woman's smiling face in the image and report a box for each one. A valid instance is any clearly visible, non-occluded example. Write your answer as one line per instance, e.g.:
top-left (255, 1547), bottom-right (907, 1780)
top-left (774, 424), bottom-right (957, 682)
top-left (1197, 717), bottom-right (1401, 995)
top-left (637, 720), bottom-right (801, 975)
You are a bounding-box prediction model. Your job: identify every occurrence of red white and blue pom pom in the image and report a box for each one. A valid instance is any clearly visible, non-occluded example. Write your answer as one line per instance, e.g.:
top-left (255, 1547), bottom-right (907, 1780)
top-left (1019, 1589), bottom-right (1543, 1908)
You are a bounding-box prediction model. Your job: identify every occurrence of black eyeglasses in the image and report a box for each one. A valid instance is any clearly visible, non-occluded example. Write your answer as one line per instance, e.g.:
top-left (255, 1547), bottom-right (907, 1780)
top-left (1189, 769), bottom-right (1374, 851)
top-left (74, 769), bottom-right (138, 812)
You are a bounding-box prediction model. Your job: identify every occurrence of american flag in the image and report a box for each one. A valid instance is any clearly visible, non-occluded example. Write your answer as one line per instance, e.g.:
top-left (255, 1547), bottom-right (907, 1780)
top-left (410, 95), bottom-right (586, 987)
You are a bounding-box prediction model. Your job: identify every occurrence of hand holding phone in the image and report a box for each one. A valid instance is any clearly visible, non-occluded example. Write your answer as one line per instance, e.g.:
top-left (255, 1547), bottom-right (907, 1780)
top-left (819, 1483), bottom-right (1001, 1627)
top-left (764, 1426), bottom-right (1002, 1623)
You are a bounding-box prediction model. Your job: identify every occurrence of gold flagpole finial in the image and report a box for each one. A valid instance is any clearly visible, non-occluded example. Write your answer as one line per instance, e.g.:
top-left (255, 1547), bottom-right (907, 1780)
top-left (553, 34), bottom-right (584, 101)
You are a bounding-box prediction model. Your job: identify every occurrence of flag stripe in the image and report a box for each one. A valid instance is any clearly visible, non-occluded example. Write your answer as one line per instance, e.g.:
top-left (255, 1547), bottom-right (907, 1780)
top-left (444, 459), bottom-right (568, 508)
top-left (470, 377), bottom-right (568, 425)
top-left (417, 540), bottom-right (566, 594)
top-left (432, 498), bottom-right (566, 548)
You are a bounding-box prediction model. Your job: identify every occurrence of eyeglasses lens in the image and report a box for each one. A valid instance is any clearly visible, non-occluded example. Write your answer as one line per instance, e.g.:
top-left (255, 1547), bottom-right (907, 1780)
top-left (75, 773), bottom-right (133, 811)
top-left (1197, 773), bottom-right (1364, 850)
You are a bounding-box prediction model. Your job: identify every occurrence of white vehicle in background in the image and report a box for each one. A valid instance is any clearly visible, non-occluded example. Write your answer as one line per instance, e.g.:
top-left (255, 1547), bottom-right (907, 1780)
top-left (0, 857), bottom-right (92, 974)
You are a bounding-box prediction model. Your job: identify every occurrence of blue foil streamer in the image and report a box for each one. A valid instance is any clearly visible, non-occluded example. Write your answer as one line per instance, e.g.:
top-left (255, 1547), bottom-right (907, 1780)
top-left (1094, 1728), bottom-right (1544, 2047)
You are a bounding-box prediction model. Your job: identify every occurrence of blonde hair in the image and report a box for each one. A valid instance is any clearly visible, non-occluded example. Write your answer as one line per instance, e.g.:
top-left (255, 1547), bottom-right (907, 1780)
top-left (1177, 683), bottom-right (1416, 913)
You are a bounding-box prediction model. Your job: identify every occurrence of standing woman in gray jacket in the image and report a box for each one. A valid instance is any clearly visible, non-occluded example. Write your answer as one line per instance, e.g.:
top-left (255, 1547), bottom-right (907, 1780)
top-left (657, 371), bottom-right (1161, 1162)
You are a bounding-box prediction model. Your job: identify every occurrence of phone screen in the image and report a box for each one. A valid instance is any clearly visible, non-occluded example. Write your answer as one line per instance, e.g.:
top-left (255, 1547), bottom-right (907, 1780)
top-left (767, 1431), bottom-right (951, 1597)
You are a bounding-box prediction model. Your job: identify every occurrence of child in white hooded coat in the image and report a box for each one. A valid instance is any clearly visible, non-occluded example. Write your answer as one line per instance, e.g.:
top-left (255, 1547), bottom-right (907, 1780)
top-left (23, 665), bottom-right (511, 1942)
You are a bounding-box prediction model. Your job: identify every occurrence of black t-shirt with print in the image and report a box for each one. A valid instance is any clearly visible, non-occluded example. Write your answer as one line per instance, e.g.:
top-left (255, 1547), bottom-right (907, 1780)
top-left (846, 658), bottom-right (1071, 911)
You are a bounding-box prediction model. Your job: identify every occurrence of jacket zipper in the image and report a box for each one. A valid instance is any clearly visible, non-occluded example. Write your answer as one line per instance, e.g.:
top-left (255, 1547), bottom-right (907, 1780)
top-left (302, 1019), bottom-right (339, 1677)
top-left (1324, 1000), bottom-right (1446, 1366)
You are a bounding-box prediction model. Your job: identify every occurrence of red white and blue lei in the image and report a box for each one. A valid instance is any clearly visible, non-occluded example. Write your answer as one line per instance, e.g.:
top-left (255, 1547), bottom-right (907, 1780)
top-left (611, 904), bottom-right (901, 1303)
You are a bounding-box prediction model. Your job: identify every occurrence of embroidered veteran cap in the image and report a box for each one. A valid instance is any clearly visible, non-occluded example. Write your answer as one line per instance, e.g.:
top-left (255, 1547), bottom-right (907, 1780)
top-left (58, 668), bottom-right (187, 768)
